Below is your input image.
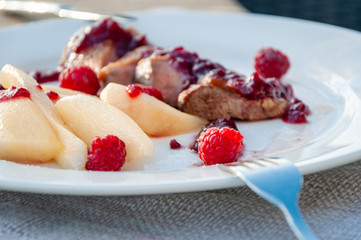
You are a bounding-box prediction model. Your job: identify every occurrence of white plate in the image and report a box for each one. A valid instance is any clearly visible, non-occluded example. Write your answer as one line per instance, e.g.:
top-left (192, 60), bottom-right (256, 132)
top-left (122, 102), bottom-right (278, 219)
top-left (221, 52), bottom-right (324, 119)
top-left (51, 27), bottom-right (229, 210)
top-left (1, 10), bottom-right (361, 195)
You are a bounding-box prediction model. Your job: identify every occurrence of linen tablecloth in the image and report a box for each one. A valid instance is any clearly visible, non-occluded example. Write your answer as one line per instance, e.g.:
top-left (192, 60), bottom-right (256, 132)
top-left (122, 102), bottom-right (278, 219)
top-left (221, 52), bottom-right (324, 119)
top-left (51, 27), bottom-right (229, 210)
top-left (1, 1), bottom-right (361, 239)
top-left (1, 161), bottom-right (361, 239)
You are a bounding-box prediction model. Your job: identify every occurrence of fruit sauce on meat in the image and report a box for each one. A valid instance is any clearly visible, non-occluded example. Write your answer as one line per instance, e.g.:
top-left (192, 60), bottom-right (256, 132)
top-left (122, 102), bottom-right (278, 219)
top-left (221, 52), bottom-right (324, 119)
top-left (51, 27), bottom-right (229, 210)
top-left (57, 17), bottom-right (309, 124)
top-left (72, 18), bottom-right (148, 58)
top-left (148, 47), bottom-right (309, 123)
top-left (207, 71), bottom-right (294, 101)
top-left (190, 118), bottom-right (239, 152)
top-left (144, 47), bottom-right (225, 90)
top-left (0, 86), bottom-right (31, 102)
top-left (203, 69), bottom-right (308, 124)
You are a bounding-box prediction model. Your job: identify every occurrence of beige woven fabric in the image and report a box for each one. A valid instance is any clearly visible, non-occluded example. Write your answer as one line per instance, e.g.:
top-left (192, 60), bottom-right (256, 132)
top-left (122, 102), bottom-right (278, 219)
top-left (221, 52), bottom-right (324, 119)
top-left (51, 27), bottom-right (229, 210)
top-left (1, 160), bottom-right (361, 240)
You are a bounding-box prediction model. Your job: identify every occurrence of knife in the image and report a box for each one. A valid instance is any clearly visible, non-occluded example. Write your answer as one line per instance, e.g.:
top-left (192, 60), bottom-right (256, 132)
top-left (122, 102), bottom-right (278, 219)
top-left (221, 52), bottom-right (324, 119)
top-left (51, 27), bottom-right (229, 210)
top-left (0, 0), bottom-right (135, 23)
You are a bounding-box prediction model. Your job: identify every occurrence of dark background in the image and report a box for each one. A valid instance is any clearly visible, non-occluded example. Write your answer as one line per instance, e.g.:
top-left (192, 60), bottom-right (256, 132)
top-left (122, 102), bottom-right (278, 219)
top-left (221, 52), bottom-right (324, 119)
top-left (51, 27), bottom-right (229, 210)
top-left (237, 0), bottom-right (361, 32)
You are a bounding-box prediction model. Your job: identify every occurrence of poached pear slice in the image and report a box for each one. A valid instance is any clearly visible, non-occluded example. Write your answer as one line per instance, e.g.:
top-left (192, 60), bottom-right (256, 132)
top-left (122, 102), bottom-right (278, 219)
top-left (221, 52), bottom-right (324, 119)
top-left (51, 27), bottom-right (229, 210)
top-left (55, 94), bottom-right (153, 162)
top-left (100, 83), bottom-right (208, 137)
top-left (0, 64), bottom-right (87, 170)
top-left (41, 84), bottom-right (85, 97)
top-left (0, 98), bottom-right (61, 163)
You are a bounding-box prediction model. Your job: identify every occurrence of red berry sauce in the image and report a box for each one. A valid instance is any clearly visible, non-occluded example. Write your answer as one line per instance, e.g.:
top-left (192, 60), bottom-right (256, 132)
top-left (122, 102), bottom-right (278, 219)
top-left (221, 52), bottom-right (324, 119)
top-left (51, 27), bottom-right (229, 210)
top-left (126, 84), bottom-right (164, 101)
top-left (148, 47), bottom-right (309, 124)
top-left (146, 47), bottom-right (224, 90)
top-left (282, 98), bottom-right (311, 124)
top-left (72, 18), bottom-right (148, 58)
top-left (170, 139), bottom-right (182, 149)
top-left (0, 86), bottom-right (31, 102)
top-left (149, 47), bottom-right (295, 101)
top-left (29, 69), bottom-right (60, 84)
top-left (46, 91), bottom-right (60, 102)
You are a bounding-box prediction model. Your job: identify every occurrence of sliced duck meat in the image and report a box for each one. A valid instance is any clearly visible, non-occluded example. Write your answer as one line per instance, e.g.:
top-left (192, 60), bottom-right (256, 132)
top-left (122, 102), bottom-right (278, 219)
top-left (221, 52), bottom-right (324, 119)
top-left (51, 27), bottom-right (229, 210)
top-left (135, 55), bottom-right (192, 106)
top-left (98, 46), bottom-right (156, 87)
top-left (179, 71), bottom-right (293, 120)
top-left (58, 18), bottom-right (309, 122)
top-left (59, 40), bottom-right (117, 74)
top-left (133, 46), bottom-right (295, 121)
top-left (178, 84), bottom-right (289, 121)
top-left (134, 47), bottom-right (222, 106)
top-left (59, 18), bottom-right (150, 74)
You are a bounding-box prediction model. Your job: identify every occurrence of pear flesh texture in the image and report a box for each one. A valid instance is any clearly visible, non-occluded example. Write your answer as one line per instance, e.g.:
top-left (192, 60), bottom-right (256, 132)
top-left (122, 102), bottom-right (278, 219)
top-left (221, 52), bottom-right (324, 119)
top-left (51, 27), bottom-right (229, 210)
top-left (0, 98), bottom-right (61, 163)
top-left (55, 94), bottom-right (153, 162)
top-left (100, 83), bottom-right (208, 137)
top-left (41, 84), bottom-right (86, 98)
top-left (0, 64), bottom-right (88, 170)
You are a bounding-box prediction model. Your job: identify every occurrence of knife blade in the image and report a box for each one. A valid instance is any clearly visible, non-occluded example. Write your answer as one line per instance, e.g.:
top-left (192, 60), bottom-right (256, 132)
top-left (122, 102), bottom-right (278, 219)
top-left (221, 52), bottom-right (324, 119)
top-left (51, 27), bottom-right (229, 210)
top-left (0, 0), bottom-right (135, 23)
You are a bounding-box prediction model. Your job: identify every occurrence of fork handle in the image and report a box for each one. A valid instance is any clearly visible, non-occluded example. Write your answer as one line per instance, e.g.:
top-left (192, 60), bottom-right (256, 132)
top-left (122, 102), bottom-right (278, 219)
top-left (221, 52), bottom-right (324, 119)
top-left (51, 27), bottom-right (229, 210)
top-left (282, 202), bottom-right (319, 240)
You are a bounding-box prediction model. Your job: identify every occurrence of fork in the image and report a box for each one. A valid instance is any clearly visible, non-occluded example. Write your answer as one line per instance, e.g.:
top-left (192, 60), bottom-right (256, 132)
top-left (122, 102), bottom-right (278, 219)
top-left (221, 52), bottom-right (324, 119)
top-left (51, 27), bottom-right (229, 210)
top-left (219, 157), bottom-right (318, 240)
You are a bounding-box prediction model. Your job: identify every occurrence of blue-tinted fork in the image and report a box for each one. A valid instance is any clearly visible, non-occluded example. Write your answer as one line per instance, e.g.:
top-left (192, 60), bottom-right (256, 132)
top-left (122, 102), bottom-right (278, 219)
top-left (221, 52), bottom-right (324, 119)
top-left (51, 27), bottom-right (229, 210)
top-left (220, 157), bottom-right (318, 240)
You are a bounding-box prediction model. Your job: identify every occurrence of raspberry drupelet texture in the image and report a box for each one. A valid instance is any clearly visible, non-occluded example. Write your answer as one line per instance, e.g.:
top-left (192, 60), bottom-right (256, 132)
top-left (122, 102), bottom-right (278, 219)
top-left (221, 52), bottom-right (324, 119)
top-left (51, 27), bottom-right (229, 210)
top-left (86, 135), bottom-right (127, 171)
top-left (59, 65), bottom-right (100, 95)
top-left (198, 127), bottom-right (244, 165)
top-left (254, 47), bottom-right (290, 79)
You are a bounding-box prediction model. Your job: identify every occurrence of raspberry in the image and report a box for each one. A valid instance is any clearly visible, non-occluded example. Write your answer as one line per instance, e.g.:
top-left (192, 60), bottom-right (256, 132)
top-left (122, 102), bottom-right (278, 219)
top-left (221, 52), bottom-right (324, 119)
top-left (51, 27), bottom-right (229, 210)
top-left (198, 127), bottom-right (244, 165)
top-left (126, 84), bottom-right (164, 101)
top-left (86, 135), bottom-right (127, 171)
top-left (190, 118), bottom-right (238, 152)
top-left (254, 47), bottom-right (290, 79)
top-left (59, 66), bottom-right (100, 95)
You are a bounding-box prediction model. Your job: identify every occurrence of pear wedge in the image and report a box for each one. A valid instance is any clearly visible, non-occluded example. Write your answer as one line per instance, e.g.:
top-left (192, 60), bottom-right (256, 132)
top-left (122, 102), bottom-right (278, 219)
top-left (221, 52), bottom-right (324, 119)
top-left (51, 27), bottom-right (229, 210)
top-left (0, 64), bottom-right (87, 170)
top-left (100, 83), bottom-right (208, 137)
top-left (0, 98), bottom-right (61, 163)
top-left (41, 85), bottom-right (85, 97)
top-left (55, 94), bottom-right (153, 162)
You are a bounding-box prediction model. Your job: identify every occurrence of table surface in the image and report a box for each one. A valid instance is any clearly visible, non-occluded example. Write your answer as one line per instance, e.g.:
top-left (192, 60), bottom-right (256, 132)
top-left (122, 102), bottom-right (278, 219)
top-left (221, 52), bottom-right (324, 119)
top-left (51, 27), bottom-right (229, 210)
top-left (0, 0), bottom-right (246, 27)
top-left (1, 1), bottom-right (361, 240)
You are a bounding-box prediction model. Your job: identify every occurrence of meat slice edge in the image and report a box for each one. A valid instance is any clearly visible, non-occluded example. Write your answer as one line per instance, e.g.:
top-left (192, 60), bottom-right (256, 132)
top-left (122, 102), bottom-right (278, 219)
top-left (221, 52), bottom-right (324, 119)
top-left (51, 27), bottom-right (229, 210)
top-left (135, 55), bottom-right (192, 107)
top-left (178, 84), bottom-right (289, 121)
top-left (99, 46), bottom-right (155, 87)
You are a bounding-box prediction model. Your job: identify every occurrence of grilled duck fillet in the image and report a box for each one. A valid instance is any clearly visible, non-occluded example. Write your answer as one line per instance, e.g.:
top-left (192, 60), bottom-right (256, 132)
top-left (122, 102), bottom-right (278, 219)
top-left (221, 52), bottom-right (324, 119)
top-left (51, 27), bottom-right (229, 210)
top-left (178, 84), bottom-right (289, 121)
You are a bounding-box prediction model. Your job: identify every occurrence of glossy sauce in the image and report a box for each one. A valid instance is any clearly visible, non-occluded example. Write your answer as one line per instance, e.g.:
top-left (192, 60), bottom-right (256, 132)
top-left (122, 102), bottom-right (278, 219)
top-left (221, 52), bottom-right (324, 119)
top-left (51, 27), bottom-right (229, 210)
top-left (126, 84), bottom-right (164, 101)
top-left (72, 18), bottom-right (148, 57)
top-left (46, 91), bottom-right (60, 102)
top-left (29, 70), bottom-right (60, 84)
top-left (0, 87), bottom-right (31, 102)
